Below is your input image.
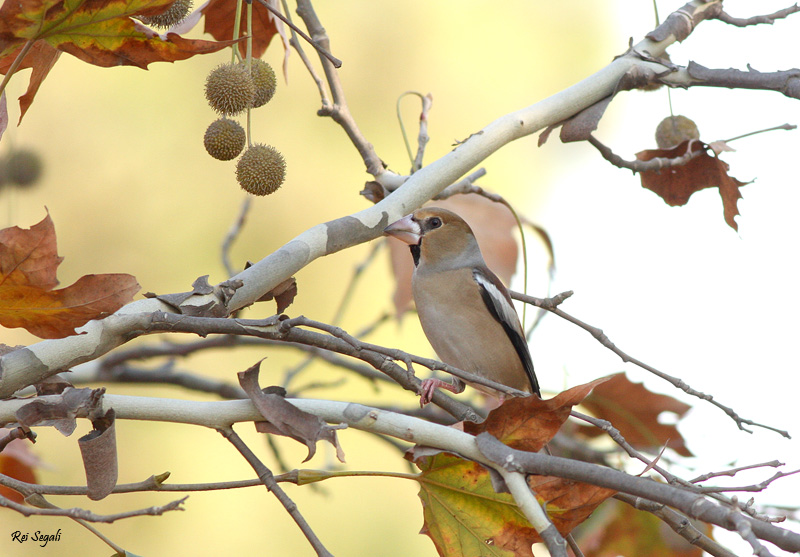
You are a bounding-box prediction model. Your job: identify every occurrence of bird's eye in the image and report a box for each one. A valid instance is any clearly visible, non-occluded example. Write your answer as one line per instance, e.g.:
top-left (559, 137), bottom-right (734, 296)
top-left (429, 217), bottom-right (442, 229)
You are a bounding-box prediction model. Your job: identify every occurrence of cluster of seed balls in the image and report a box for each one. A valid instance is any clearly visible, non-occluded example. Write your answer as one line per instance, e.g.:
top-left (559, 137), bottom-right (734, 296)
top-left (135, 0), bottom-right (193, 28)
top-left (203, 59), bottom-right (285, 196)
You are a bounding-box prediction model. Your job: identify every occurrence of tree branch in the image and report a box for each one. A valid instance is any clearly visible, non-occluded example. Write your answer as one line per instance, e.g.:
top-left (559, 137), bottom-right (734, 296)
top-left (713, 4), bottom-right (800, 27)
top-left (511, 290), bottom-right (791, 438)
top-left (217, 426), bottom-right (333, 557)
top-left (3, 394), bottom-right (798, 553)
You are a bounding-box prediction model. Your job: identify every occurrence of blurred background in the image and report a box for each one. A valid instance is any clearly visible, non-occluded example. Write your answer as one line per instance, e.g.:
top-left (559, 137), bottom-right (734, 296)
top-left (1, 0), bottom-right (798, 555)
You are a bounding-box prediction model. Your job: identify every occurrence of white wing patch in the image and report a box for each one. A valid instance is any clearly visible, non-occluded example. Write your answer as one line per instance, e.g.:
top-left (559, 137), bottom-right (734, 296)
top-left (472, 271), bottom-right (521, 334)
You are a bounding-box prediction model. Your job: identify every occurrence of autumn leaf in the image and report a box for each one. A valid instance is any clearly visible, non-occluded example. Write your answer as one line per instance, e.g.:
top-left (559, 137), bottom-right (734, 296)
top-left (202, 0), bottom-right (281, 58)
top-left (577, 498), bottom-right (710, 557)
top-left (576, 372), bottom-right (692, 457)
top-left (0, 428), bottom-right (39, 504)
top-left (637, 140), bottom-right (748, 230)
top-left (409, 378), bottom-right (616, 556)
top-left (0, 214), bottom-right (139, 339)
top-left (239, 360), bottom-right (345, 463)
top-left (0, 0), bottom-right (236, 121)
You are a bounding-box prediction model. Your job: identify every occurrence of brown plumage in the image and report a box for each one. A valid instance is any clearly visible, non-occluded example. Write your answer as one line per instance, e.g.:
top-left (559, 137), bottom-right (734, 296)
top-left (385, 207), bottom-right (539, 404)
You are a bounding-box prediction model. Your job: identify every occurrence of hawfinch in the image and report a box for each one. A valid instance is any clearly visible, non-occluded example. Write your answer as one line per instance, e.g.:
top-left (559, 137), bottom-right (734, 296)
top-left (384, 207), bottom-right (539, 405)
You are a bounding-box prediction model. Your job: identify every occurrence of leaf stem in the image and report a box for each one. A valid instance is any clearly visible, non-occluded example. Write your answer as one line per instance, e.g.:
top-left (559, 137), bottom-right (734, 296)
top-left (0, 39), bottom-right (35, 100)
top-left (231, 0), bottom-right (244, 65)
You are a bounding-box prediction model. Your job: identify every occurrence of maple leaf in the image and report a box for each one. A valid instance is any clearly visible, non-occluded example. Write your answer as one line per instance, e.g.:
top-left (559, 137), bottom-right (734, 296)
top-left (410, 378), bottom-right (615, 556)
top-left (202, 0), bottom-right (280, 58)
top-left (636, 140), bottom-right (748, 231)
top-left (0, 0), bottom-right (236, 122)
top-left (0, 214), bottom-right (139, 339)
top-left (576, 372), bottom-right (692, 457)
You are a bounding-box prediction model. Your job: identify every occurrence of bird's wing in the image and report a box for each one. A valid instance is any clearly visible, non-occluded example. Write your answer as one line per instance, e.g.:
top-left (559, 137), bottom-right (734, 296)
top-left (472, 267), bottom-right (540, 395)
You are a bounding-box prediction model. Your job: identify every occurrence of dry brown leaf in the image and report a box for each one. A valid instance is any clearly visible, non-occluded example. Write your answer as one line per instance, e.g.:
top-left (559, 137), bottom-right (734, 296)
top-left (637, 140), bottom-right (748, 230)
top-left (0, 428), bottom-right (39, 504)
top-left (257, 276), bottom-right (297, 314)
top-left (577, 372), bottom-right (692, 457)
top-left (79, 408), bottom-right (118, 500)
top-left (239, 360), bottom-right (345, 463)
top-left (202, 0), bottom-right (280, 58)
top-left (0, 214), bottom-right (139, 338)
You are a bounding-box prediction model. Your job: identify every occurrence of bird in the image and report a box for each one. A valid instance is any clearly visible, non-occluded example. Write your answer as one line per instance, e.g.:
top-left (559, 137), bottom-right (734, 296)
top-left (384, 207), bottom-right (539, 406)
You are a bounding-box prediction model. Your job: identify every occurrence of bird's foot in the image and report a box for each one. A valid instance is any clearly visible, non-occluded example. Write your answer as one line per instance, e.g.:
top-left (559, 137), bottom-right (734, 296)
top-left (419, 378), bottom-right (464, 407)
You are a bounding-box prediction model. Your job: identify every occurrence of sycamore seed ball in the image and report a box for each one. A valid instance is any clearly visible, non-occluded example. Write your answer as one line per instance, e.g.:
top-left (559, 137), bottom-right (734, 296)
top-left (4, 149), bottom-right (43, 187)
top-left (245, 59), bottom-right (277, 108)
top-left (204, 118), bottom-right (246, 161)
top-left (655, 115), bottom-right (700, 149)
top-left (236, 144), bottom-right (286, 196)
top-left (205, 63), bottom-right (255, 116)
top-left (137, 0), bottom-right (193, 29)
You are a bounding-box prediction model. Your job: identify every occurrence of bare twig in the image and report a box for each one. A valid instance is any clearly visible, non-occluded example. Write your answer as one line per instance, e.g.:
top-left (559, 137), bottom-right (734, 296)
top-left (587, 134), bottom-right (704, 173)
top-left (690, 460), bottom-right (785, 484)
top-left (696, 469), bottom-right (800, 494)
top-left (217, 426), bottom-right (333, 557)
top-left (0, 492), bottom-right (187, 522)
top-left (255, 0), bottom-right (341, 67)
top-left (396, 91), bottom-right (433, 173)
top-left (615, 493), bottom-right (738, 557)
top-left (661, 62), bottom-right (800, 100)
top-left (511, 290), bottom-right (791, 438)
top-left (294, 0), bottom-right (386, 177)
top-left (713, 4), bottom-right (800, 27)
top-left (728, 511), bottom-right (778, 557)
top-left (280, 0), bottom-right (329, 105)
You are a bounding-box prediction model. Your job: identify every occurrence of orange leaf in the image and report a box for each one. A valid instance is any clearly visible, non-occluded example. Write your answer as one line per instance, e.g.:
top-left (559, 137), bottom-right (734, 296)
top-left (637, 140), bottom-right (748, 230)
top-left (465, 376), bottom-right (612, 453)
top-left (410, 378), bottom-right (615, 556)
top-left (202, 0), bottom-right (280, 58)
top-left (577, 372), bottom-right (692, 457)
top-left (0, 428), bottom-right (39, 504)
top-left (0, 0), bottom-right (236, 120)
top-left (0, 214), bottom-right (139, 339)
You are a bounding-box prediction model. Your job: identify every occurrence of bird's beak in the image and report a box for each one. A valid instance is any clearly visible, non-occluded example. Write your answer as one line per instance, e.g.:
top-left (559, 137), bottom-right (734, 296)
top-left (384, 214), bottom-right (421, 245)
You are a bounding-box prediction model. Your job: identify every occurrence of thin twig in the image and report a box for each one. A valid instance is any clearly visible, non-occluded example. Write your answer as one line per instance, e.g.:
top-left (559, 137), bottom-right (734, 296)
top-left (690, 460), bottom-right (784, 483)
top-left (280, 0), bottom-right (330, 105)
top-left (696, 469), bottom-right (800, 494)
top-left (512, 290), bottom-right (791, 438)
top-left (588, 134), bottom-right (705, 174)
top-left (255, 0), bottom-right (341, 67)
top-left (615, 493), bottom-right (738, 557)
top-left (217, 426), bottom-right (333, 557)
top-left (722, 123), bottom-right (796, 143)
top-left (294, 0), bottom-right (385, 176)
top-left (713, 4), bottom-right (800, 27)
top-left (0, 492), bottom-right (187, 522)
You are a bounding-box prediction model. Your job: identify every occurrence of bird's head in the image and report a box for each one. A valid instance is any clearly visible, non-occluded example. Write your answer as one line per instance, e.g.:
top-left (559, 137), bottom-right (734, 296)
top-left (384, 208), bottom-right (482, 268)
